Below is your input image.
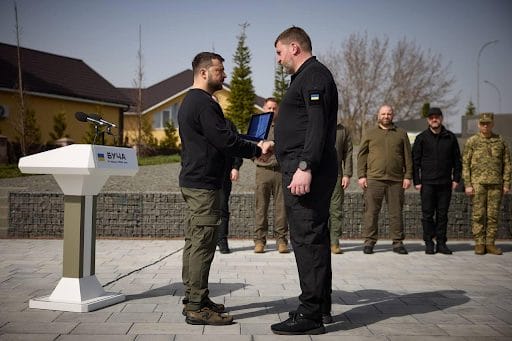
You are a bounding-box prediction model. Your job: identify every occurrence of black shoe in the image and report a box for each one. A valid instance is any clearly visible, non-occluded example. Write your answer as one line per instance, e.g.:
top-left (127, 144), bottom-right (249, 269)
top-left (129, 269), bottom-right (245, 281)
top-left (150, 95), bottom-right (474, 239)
top-left (392, 244), bottom-right (408, 254)
top-left (217, 239), bottom-right (231, 254)
top-left (436, 243), bottom-right (453, 255)
top-left (425, 241), bottom-right (435, 255)
top-left (272, 312), bottom-right (325, 335)
top-left (363, 245), bottom-right (374, 254)
top-left (322, 313), bottom-right (333, 324)
top-left (288, 311), bottom-right (333, 324)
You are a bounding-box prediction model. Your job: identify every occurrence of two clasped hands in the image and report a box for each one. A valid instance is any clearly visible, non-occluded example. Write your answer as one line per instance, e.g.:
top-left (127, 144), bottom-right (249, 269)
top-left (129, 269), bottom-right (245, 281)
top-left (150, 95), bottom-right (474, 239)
top-left (256, 140), bottom-right (311, 196)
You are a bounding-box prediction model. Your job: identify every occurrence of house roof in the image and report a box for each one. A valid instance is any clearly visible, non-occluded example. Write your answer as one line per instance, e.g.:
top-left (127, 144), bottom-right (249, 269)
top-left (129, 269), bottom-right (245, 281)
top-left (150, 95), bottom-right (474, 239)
top-left (119, 69), bottom-right (266, 114)
top-left (0, 42), bottom-right (131, 107)
top-left (119, 69), bottom-right (193, 112)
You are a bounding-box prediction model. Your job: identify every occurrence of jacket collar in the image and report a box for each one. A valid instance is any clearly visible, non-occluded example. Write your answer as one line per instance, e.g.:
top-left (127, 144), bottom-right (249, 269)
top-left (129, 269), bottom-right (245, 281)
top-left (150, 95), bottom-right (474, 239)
top-left (291, 56), bottom-right (316, 82)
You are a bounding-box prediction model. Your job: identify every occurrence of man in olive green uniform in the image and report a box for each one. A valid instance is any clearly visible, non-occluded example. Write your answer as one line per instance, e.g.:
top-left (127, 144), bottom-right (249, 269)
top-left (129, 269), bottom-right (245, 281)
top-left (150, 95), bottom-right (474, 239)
top-left (357, 104), bottom-right (413, 254)
top-left (254, 97), bottom-right (289, 253)
top-left (463, 113), bottom-right (511, 255)
top-left (328, 122), bottom-right (353, 254)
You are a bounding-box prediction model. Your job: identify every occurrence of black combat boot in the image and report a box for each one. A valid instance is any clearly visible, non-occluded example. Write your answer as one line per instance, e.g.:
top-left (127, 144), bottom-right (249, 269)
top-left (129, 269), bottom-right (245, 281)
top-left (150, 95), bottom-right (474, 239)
top-left (217, 239), bottom-right (231, 254)
top-left (425, 241), bottom-right (435, 254)
top-left (436, 242), bottom-right (452, 255)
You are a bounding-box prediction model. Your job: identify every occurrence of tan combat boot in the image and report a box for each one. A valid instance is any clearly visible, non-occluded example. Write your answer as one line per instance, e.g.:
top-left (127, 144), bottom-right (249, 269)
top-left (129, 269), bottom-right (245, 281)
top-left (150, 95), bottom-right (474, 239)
top-left (474, 244), bottom-right (486, 255)
top-left (331, 244), bottom-right (343, 254)
top-left (185, 307), bottom-right (233, 325)
top-left (278, 243), bottom-right (290, 253)
top-left (254, 243), bottom-right (265, 253)
top-left (486, 244), bottom-right (503, 255)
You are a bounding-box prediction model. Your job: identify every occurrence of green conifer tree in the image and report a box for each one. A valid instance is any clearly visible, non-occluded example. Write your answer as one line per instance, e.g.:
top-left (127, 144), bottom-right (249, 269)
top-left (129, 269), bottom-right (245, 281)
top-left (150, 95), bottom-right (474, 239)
top-left (21, 108), bottom-right (41, 148)
top-left (421, 102), bottom-right (430, 118)
top-left (49, 111), bottom-right (68, 141)
top-left (465, 100), bottom-right (476, 116)
top-left (273, 63), bottom-right (288, 103)
top-left (159, 120), bottom-right (180, 151)
top-left (225, 22), bottom-right (255, 132)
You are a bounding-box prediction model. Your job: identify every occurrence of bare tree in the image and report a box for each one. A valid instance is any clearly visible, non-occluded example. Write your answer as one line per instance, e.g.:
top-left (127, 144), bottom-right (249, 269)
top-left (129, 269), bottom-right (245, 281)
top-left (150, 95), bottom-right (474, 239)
top-left (13, 1), bottom-right (26, 155)
top-left (133, 24), bottom-right (144, 148)
top-left (321, 32), bottom-right (459, 142)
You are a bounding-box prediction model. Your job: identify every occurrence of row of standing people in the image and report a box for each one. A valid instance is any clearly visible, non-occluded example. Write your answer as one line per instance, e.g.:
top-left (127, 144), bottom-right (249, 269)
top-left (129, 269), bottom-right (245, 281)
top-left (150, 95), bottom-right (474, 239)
top-left (357, 106), bottom-right (511, 256)
top-left (220, 104), bottom-right (512, 257)
top-left (177, 26), bottom-right (511, 335)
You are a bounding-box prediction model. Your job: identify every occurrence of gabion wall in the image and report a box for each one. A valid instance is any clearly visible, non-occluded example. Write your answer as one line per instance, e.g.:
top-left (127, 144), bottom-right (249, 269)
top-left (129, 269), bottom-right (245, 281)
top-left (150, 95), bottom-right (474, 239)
top-left (8, 192), bottom-right (512, 240)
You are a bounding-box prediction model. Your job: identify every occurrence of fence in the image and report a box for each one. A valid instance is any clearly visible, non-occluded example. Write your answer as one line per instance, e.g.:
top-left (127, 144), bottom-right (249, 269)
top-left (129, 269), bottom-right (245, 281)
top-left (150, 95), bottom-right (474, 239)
top-left (7, 192), bottom-right (512, 240)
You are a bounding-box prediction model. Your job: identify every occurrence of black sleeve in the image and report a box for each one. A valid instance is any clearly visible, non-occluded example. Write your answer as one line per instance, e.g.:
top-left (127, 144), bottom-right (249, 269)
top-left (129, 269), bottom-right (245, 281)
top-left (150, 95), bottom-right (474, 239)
top-left (200, 104), bottom-right (261, 159)
top-left (412, 134), bottom-right (423, 185)
top-left (299, 71), bottom-right (332, 170)
top-left (452, 133), bottom-right (462, 183)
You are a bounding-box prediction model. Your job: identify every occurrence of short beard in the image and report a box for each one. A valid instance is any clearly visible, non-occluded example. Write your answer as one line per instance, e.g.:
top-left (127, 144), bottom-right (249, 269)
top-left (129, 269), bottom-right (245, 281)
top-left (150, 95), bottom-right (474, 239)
top-left (281, 62), bottom-right (294, 75)
top-left (207, 80), bottom-right (223, 93)
top-left (378, 119), bottom-right (392, 127)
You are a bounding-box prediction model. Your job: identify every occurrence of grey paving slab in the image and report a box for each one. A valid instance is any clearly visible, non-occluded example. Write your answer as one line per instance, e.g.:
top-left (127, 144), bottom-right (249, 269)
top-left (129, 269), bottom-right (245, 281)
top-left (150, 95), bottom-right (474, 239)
top-left (134, 335), bottom-right (174, 341)
top-left (0, 322), bottom-right (77, 334)
top-left (438, 323), bottom-right (504, 336)
top-left (70, 323), bottom-right (132, 335)
top-left (56, 336), bottom-right (135, 341)
top-left (0, 334), bottom-right (60, 341)
top-left (107, 312), bottom-right (162, 323)
top-left (0, 239), bottom-right (511, 340)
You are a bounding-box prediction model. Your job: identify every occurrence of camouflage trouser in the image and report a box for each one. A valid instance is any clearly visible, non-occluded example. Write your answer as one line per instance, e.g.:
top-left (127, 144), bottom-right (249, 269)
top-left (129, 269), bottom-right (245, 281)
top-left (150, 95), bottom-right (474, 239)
top-left (328, 175), bottom-right (345, 246)
top-left (471, 183), bottom-right (503, 245)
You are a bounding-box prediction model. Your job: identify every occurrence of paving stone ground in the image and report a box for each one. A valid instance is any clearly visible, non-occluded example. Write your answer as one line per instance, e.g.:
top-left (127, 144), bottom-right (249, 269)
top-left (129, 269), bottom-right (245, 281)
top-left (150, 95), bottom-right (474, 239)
top-left (1, 239), bottom-right (512, 340)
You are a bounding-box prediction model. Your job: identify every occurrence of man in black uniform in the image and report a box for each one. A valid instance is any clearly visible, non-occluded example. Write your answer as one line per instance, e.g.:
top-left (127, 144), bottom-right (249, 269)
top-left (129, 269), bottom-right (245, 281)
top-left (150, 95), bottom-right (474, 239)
top-left (217, 118), bottom-right (243, 254)
top-left (270, 27), bottom-right (338, 335)
top-left (178, 52), bottom-right (271, 325)
top-left (412, 107), bottom-right (462, 254)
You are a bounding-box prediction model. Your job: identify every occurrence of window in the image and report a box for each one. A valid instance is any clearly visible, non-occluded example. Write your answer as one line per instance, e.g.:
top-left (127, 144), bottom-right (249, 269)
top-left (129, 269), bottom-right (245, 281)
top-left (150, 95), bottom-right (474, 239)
top-left (152, 103), bottom-right (180, 129)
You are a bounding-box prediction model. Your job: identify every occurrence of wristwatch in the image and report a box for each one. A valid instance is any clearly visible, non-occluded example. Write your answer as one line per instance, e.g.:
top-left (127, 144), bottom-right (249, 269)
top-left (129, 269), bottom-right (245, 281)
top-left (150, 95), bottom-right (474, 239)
top-left (298, 160), bottom-right (310, 171)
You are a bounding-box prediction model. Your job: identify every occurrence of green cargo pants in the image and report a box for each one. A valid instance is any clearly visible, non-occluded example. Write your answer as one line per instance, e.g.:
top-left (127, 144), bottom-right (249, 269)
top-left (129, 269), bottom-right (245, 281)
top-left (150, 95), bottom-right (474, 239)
top-left (181, 187), bottom-right (221, 311)
top-left (328, 175), bottom-right (345, 247)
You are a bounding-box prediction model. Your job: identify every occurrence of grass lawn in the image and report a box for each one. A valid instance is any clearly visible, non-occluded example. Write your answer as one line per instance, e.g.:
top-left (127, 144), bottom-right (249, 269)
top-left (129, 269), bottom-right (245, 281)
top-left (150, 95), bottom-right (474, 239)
top-left (0, 153), bottom-right (181, 179)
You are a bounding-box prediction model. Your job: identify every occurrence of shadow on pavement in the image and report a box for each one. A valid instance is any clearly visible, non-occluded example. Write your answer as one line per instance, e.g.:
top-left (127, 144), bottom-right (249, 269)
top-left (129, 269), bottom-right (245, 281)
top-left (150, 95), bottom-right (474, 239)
top-left (228, 288), bottom-right (469, 332)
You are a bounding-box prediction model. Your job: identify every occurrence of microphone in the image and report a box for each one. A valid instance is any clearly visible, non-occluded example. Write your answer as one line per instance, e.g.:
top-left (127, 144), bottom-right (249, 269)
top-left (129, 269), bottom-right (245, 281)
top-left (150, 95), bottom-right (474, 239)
top-left (75, 111), bottom-right (104, 126)
top-left (90, 113), bottom-right (117, 128)
top-left (74, 112), bottom-right (117, 127)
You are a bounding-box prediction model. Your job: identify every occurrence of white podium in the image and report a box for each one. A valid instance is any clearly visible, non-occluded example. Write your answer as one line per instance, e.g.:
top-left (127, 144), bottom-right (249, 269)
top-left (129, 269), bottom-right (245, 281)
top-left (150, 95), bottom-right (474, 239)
top-left (18, 144), bottom-right (138, 312)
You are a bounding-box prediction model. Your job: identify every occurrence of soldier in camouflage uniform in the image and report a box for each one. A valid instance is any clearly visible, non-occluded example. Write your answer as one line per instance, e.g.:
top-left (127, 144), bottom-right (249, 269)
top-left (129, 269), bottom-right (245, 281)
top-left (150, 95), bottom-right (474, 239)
top-left (463, 113), bottom-right (511, 255)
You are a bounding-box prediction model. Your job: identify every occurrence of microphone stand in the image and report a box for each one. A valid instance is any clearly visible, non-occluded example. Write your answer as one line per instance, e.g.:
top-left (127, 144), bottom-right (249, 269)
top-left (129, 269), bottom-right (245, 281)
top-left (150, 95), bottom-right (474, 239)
top-left (106, 126), bottom-right (117, 146)
top-left (92, 124), bottom-right (105, 145)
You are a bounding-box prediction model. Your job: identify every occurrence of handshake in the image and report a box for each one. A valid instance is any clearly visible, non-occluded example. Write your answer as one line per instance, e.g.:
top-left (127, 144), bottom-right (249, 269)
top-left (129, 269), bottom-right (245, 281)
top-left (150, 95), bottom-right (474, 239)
top-left (256, 140), bottom-right (275, 162)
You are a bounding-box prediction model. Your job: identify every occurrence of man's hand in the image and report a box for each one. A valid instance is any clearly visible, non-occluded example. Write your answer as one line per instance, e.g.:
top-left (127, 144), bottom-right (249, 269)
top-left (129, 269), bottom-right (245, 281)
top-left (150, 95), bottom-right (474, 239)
top-left (358, 177), bottom-right (367, 189)
top-left (341, 176), bottom-right (350, 189)
top-left (452, 181), bottom-right (459, 190)
top-left (257, 140), bottom-right (274, 154)
top-left (257, 140), bottom-right (274, 162)
top-left (230, 169), bottom-right (239, 182)
top-left (465, 186), bottom-right (474, 196)
top-left (287, 168), bottom-right (312, 196)
top-left (415, 184), bottom-right (421, 191)
top-left (403, 179), bottom-right (411, 189)
top-left (504, 186), bottom-right (510, 194)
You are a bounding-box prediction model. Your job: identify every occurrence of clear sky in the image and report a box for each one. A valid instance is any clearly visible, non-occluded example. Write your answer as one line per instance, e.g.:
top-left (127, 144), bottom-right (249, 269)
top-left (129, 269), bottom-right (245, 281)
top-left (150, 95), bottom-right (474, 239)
top-left (1, 0), bottom-right (511, 132)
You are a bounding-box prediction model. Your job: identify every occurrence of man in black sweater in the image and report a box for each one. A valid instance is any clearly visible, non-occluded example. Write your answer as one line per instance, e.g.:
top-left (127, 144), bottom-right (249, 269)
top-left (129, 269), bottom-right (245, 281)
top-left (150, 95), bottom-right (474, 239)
top-left (178, 52), bottom-right (271, 325)
top-left (412, 107), bottom-right (462, 254)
